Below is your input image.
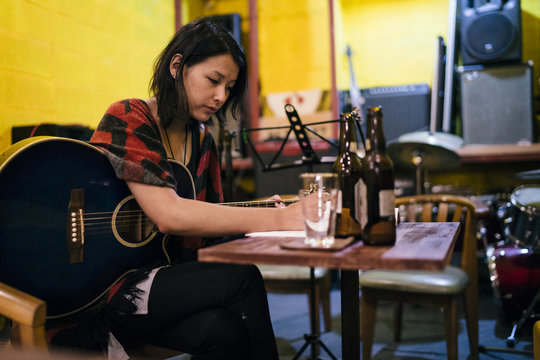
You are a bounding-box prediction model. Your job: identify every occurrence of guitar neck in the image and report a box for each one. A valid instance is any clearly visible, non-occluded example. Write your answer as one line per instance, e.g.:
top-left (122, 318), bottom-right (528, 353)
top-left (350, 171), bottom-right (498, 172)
top-left (223, 198), bottom-right (298, 207)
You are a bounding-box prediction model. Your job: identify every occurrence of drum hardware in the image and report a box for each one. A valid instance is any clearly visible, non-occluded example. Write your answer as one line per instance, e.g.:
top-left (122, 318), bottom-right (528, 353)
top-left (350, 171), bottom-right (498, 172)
top-left (501, 184), bottom-right (540, 348)
top-left (387, 131), bottom-right (462, 195)
top-left (505, 184), bottom-right (540, 250)
top-left (486, 184), bottom-right (540, 349)
top-left (479, 344), bottom-right (533, 356)
top-left (506, 287), bottom-right (540, 348)
top-left (514, 168), bottom-right (540, 180)
top-left (485, 243), bottom-right (540, 351)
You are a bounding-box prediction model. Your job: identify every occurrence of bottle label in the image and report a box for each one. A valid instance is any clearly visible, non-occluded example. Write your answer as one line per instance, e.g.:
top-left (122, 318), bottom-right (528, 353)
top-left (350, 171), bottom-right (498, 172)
top-left (379, 189), bottom-right (396, 217)
top-left (356, 179), bottom-right (368, 228)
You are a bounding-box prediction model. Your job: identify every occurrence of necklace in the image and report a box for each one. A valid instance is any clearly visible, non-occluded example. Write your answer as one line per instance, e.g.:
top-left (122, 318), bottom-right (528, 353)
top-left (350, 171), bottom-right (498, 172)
top-left (164, 124), bottom-right (188, 165)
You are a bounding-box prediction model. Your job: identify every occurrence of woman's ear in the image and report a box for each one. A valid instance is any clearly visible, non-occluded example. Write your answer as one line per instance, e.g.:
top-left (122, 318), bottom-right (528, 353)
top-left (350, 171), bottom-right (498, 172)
top-left (169, 53), bottom-right (182, 79)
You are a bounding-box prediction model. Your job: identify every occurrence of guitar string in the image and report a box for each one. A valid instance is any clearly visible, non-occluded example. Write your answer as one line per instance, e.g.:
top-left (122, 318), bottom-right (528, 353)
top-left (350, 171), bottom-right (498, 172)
top-left (79, 198), bottom-right (298, 219)
top-left (76, 199), bottom-right (298, 231)
top-left (70, 123), bottom-right (299, 233)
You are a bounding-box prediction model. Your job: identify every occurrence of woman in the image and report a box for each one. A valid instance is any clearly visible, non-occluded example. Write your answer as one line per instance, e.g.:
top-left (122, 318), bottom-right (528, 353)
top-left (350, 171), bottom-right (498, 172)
top-left (50, 17), bottom-right (304, 360)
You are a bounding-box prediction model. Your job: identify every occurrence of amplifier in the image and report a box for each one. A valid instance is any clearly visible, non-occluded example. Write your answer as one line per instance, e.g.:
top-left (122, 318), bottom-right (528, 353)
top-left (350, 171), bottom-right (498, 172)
top-left (339, 83), bottom-right (431, 143)
top-left (458, 63), bottom-right (534, 145)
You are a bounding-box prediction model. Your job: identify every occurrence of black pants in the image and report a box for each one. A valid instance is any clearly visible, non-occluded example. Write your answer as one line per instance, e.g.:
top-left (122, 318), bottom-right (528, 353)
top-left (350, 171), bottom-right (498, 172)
top-left (113, 262), bottom-right (279, 360)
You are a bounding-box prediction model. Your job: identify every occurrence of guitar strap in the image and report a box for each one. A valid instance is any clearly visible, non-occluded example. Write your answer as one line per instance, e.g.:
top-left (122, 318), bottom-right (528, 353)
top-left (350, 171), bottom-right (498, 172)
top-left (187, 123), bottom-right (200, 177)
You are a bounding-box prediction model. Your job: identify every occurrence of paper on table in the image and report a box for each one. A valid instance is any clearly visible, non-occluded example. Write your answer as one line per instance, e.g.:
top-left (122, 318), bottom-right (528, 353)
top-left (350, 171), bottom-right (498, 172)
top-left (245, 231), bottom-right (306, 238)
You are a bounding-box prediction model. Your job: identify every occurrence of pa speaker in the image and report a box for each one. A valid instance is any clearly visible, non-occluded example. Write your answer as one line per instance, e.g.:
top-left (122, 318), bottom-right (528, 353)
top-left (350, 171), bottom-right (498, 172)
top-left (459, 63), bottom-right (534, 145)
top-left (460, 0), bottom-right (522, 65)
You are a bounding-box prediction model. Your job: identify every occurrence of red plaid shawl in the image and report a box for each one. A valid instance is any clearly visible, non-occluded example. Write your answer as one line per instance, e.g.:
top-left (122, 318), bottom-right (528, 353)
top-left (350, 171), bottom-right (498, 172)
top-left (90, 98), bottom-right (223, 249)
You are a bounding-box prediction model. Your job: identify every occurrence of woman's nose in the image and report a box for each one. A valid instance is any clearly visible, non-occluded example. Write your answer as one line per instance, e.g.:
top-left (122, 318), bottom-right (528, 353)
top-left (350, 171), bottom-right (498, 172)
top-left (214, 86), bottom-right (228, 103)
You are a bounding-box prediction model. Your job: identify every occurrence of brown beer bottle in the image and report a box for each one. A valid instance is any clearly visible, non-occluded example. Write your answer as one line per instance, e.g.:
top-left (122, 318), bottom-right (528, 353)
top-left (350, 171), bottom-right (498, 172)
top-left (360, 106), bottom-right (396, 245)
top-left (333, 109), bottom-right (362, 239)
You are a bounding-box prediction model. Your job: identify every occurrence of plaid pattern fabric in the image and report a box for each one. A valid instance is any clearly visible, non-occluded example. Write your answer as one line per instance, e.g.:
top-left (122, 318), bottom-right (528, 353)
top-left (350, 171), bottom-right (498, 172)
top-left (91, 98), bottom-right (224, 250)
top-left (90, 98), bottom-right (223, 203)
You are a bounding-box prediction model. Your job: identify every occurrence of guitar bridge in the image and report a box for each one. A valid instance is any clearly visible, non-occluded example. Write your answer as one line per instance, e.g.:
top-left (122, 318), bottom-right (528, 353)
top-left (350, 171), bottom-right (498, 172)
top-left (67, 189), bottom-right (85, 264)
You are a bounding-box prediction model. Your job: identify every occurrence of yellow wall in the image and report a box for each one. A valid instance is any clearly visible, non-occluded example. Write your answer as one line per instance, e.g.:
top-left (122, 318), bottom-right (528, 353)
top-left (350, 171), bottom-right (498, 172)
top-left (0, 0), bottom-right (175, 151)
top-left (335, 0), bottom-right (449, 90)
top-left (2, 0), bottom-right (539, 151)
top-left (190, 0), bottom-right (540, 114)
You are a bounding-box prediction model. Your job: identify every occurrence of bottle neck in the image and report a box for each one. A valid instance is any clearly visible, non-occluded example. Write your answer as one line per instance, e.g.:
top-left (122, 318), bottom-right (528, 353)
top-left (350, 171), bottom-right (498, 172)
top-left (366, 107), bottom-right (386, 153)
top-left (338, 113), bottom-right (357, 153)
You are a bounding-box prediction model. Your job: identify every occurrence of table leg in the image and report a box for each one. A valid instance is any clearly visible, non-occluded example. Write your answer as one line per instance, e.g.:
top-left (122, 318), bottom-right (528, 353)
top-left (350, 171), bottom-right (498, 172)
top-left (341, 269), bottom-right (360, 360)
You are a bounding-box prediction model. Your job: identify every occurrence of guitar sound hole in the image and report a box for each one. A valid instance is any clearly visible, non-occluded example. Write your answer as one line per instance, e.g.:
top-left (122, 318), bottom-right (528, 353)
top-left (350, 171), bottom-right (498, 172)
top-left (113, 196), bottom-right (157, 247)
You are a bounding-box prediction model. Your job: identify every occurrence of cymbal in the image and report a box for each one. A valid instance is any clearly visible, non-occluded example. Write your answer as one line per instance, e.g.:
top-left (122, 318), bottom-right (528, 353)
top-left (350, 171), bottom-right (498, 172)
top-left (388, 131), bottom-right (463, 171)
top-left (513, 168), bottom-right (540, 180)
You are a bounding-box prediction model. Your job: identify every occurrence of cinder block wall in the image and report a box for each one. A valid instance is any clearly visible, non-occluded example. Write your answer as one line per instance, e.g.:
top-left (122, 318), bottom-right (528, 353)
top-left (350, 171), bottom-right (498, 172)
top-left (2, 0), bottom-right (539, 150)
top-left (196, 0), bottom-right (540, 117)
top-left (0, 0), bottom-right (175, 150)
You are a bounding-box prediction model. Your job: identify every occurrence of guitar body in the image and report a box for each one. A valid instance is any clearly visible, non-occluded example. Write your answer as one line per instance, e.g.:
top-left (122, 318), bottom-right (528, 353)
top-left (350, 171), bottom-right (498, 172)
top-left (0, 137), bottom-right (195, 318)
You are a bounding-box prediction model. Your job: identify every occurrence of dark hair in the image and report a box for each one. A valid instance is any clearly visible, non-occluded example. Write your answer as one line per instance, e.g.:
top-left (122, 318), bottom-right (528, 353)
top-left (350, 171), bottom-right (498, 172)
top-left (150, 17), bottom-right (247, 128)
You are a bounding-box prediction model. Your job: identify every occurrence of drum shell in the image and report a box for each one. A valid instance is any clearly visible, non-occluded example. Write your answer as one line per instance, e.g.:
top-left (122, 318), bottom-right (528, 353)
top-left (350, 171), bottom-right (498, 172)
top-left (486, 243), bottom-right (540, 319)
top-left (506, 185), bottom-right (540, 249)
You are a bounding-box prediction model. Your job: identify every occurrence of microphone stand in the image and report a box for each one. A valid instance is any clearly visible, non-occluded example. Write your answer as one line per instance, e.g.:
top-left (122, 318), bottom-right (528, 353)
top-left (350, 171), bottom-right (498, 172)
top-left (242, 104), bottom-right (341, 359)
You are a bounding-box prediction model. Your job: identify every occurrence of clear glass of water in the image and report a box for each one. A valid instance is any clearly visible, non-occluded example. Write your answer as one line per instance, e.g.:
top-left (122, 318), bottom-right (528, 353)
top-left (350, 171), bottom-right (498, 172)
top-left (299, 173), bottom-right (339, 248)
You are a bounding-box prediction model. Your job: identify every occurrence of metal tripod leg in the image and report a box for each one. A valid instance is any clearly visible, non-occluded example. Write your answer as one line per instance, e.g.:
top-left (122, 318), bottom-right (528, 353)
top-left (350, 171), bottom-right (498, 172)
top-left (506, 286), bottom-right (540, 347)
top-left (292, 267), bottom-right (337, 360)
top-left (479, 286), bottom-right (538, 356)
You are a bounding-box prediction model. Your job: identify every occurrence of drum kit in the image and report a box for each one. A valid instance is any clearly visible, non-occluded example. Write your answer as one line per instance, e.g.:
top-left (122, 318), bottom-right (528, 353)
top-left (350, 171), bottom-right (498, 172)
top-left (388, 132), bottom-right (540, 348)
top-left (485, 183), bottom-right (540, 347)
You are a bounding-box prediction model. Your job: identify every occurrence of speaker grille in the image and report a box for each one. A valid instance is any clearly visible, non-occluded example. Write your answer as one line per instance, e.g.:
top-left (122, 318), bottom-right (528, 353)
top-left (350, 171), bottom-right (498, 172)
top-left (459, 63), bottom-right (533, 145)
top-left (464, 12), bottom-right (516, 60)
top-left (460, 0), bottom-right (522, 65)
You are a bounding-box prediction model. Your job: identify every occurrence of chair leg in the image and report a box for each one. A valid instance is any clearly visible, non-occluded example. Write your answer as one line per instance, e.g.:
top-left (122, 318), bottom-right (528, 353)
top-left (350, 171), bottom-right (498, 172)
top-left (11, 322), bottom-right (47, 350)
top-left (393, 302), bottom-right (403, 342)
top-left (443, 298), bottom-right (459, 360)
top-left (464, 282), bottom-right (479, 358)
top-left (361, 289), bottom-right (378, 360)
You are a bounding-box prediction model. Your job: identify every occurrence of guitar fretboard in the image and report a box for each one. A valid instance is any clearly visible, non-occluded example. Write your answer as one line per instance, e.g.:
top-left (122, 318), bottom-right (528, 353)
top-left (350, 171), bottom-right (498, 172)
top-left (223, 199), bottom-right (297, 207)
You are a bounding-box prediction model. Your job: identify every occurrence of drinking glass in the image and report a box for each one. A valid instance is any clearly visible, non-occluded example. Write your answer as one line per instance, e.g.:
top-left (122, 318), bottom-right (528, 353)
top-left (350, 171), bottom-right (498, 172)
top-left (299, 173), bottom-right (339, 248)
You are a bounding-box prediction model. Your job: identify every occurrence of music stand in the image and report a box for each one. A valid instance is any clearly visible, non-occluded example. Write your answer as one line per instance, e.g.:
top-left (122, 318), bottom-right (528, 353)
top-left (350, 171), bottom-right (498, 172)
top-left (242, 104), bottom-right (339, 174)
top-left (242, 104), bottom-right (359, 360)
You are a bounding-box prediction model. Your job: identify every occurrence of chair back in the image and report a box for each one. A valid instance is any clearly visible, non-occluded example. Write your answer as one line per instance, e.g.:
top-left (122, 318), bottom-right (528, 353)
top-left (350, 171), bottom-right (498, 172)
top-left (395, 194), bottom-right (477, 279)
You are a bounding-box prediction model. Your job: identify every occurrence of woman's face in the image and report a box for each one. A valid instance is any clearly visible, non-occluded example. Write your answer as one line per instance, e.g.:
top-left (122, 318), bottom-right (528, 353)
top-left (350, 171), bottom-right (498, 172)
top-left (182, 53), bottom-right (239, 122)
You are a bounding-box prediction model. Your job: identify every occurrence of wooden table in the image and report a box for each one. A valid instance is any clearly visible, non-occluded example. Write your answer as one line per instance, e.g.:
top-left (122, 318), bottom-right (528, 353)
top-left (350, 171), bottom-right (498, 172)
top-left (198, 222), bottom-right (460, 360)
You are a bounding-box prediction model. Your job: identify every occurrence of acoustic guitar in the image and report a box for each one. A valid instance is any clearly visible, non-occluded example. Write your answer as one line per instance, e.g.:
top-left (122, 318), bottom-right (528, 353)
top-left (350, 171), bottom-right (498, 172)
top-left (0, 136), bottom-right (292, 319)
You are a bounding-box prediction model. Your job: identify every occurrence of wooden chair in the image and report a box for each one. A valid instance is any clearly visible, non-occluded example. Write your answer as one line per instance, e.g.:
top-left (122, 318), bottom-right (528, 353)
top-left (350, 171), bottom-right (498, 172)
top-left (257, 265), bottom-right (332, 334)
top-left (359, 194), bottom-right (479, 360)
top-left (0, 282), bottom-right (189, 359)
top-left (0, 282), bottom-right (47, 351)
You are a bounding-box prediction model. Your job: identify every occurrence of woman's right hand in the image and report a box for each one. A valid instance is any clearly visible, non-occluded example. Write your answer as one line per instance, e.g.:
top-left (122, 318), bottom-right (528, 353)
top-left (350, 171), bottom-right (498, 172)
top-left (278, 195), bottom-right (307, 230)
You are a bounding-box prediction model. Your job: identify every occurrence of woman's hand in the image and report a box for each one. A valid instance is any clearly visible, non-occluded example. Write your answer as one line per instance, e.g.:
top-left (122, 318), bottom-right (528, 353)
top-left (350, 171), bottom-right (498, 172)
top-left (268, 194), bottom-right (286, 208)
